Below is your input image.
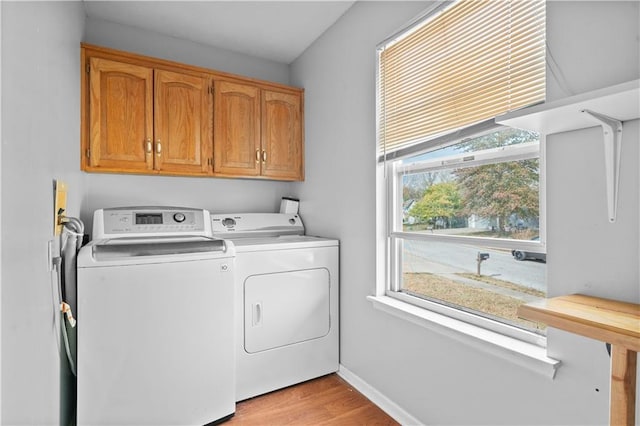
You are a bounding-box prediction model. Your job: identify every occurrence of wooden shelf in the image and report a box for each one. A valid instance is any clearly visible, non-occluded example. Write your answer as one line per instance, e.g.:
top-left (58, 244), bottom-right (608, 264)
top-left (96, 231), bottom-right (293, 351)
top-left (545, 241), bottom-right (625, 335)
top-left (518, 294), bottom-right (640, 426)
top-left (498, 79), bottom-right (640, 223)
top-left (518, 294), bottom-right (640, 351)
top-left (496, 79), bottom-right (640, 134)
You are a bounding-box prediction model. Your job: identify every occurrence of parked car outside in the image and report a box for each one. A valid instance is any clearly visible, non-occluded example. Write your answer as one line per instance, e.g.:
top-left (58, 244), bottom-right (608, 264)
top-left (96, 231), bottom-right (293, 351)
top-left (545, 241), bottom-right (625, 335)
top-left (511, 236), bottom-right (546, 262)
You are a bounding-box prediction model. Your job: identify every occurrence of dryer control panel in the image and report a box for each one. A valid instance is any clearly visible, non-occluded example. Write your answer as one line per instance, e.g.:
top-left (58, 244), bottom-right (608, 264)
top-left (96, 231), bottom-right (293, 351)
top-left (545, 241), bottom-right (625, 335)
top-left (93, 207), bottom-right (211, 239)
top-left (211, 213), bottom-right (304, 238)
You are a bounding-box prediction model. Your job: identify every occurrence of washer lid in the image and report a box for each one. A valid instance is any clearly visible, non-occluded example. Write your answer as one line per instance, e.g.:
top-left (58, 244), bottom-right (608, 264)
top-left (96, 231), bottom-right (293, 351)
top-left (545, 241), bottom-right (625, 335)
top-left (211, 213), bottom-right (304, 238)
top-left (78, 236), bottom-right (235, 267)
top-left (91, 237), bottom-right (227, 260)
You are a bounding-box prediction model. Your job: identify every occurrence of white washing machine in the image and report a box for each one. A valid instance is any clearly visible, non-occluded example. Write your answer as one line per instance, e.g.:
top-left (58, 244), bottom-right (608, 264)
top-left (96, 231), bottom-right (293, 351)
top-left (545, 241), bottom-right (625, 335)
top-left (77, 207), bottom-right (236, 425)
top-left (211, 213), bottom-right (339, 402)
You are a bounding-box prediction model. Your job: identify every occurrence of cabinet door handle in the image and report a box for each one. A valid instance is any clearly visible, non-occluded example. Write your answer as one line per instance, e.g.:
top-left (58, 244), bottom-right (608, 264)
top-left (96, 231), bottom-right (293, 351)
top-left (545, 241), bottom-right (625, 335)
top-left (262, 150), bottom-right (267, 163)
top-left (255, 149), bottom-right (260, 164)
top-left (145, 138), bottom-right (152, 154)
top-left (156, 140), bottom-right (162, 156)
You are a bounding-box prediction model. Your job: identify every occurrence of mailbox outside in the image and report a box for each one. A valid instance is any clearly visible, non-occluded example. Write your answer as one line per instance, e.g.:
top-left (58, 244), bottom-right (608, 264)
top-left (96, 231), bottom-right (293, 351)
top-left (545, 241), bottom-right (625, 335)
top-left (476, 252), bottom-right (490, 275)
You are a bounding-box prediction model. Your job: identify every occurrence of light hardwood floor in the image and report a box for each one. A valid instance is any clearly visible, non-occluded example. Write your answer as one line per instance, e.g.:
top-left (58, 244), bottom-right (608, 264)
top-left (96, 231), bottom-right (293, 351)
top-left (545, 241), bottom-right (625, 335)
top-left (226, 374), bottom-right (400, 425)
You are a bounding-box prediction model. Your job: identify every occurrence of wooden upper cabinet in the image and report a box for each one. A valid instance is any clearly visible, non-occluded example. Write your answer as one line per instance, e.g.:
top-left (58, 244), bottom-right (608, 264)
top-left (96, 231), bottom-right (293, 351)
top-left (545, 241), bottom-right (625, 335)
top-left (82, 44), bottom-right (304, 180)
top-left (88, 57), bottom-right (153, 172)
top-left (214, 82), bottom-right (304, 180)
top-left (214, 80), bottom-right (261, 176)
top-left (154, 70), bottom-right (212, 175)
top-left (85, 57), bottom-right (211, 175)
top-left (261, 89), bottom-right (304, 181)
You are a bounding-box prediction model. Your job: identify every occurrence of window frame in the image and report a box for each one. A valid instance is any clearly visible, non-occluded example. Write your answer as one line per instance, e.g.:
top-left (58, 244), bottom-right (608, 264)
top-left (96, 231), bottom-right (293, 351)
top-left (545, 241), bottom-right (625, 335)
top-left (372, 0), bottom-right (557, 373)
top-left (382, 129), bottom-right (547, 346)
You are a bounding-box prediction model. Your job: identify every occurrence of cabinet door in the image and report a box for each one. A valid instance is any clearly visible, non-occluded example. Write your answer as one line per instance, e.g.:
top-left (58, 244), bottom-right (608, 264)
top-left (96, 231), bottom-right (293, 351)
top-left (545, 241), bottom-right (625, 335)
top-left (154, 70), bottom-right (212, 175)
top-left (261, 90), bottom-right (304, 181)
top-left (88, 57), bottom-right (153, 171)
top-left (213, 81), bottom-right (261, 176)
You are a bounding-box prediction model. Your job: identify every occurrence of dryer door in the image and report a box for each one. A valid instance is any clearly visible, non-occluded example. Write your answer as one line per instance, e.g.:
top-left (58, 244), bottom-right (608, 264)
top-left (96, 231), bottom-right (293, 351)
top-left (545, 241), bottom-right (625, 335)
top-left (244, 268), bottom-right (330, 353)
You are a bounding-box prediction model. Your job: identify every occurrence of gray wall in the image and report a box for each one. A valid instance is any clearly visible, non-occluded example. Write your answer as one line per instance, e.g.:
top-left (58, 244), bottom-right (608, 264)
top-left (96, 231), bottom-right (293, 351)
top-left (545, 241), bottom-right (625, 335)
top-left (1, 2), bottom-right (85, 424)
top-left (83, 17), bottom-right (290, 86)
top-left (1, 4), bottom-right (295, 424)
top-left (291, 1), bottom-right (639, 424)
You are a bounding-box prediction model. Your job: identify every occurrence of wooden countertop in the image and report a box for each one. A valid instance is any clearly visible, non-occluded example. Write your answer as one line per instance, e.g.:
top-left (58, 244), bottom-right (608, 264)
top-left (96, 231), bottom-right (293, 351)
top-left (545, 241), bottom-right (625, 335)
top-left (517, 294), bottom-right (639, 350)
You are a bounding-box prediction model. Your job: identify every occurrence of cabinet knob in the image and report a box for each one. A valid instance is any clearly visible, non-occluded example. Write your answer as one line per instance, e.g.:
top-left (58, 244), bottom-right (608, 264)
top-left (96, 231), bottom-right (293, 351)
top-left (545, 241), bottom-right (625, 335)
top-left (156, 140), bottom-right (162, 156)
top-left (262, 150), bottom-right (267, 164)
top-left (146, 138), bottom-right (152, 154)
top-left (255, 149), bottom-right (260, 164)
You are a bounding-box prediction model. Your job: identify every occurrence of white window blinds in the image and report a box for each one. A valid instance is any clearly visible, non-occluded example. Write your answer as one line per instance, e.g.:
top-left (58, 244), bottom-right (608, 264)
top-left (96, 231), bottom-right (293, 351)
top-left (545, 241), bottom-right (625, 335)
top-left (378, 0), bottom-right (545, 159)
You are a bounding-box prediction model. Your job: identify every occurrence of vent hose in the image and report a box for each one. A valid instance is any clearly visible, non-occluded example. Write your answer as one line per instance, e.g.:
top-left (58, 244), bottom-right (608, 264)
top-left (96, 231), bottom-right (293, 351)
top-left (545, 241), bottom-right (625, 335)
top-left (54, 216), bottom-right (85, 376)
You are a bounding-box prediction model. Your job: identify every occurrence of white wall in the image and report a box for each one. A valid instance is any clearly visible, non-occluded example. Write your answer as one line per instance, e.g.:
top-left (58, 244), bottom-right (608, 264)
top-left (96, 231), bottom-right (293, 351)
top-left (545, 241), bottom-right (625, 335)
top-left (1, 4), bottom-right (296, 424)
top-left (291, 1), bottom-right (639, 424)
top-left (1, 2), bottom-right (85, 424)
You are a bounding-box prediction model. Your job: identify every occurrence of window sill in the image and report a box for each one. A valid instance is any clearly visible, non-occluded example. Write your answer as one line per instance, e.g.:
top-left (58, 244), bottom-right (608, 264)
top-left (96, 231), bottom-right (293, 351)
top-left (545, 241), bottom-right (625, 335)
top-left (367, 295), bottom-right (561, 379)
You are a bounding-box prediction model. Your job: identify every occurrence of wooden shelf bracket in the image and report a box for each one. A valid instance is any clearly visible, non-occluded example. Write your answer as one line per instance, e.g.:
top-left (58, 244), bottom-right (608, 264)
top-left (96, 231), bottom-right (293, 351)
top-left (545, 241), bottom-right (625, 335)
top-left (580, 109), bottom-right (623, 223)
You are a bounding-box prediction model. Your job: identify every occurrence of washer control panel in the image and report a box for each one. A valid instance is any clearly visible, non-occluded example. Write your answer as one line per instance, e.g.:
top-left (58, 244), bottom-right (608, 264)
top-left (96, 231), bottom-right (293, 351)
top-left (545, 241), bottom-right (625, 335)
top-left (93, 207), bottom-right (211, 239)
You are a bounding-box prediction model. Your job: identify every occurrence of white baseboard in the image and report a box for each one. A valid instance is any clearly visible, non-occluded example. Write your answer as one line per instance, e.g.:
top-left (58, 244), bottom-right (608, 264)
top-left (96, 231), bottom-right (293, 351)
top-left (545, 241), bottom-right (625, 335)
top-left (337, 365), bottom-right (423, 426)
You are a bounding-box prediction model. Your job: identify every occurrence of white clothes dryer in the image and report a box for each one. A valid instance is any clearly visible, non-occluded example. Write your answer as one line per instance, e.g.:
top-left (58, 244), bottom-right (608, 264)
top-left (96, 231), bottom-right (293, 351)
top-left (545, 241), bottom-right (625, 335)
top-left (211, 213), bottom-right (339, 402)
top-left (77, 207), bottom-right (236, 425)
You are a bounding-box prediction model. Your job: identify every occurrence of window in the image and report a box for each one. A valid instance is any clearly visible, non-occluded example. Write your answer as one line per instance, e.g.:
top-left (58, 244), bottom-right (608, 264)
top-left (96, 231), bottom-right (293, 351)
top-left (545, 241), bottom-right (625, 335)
top-left (390, 128), bottom-right (546, 340)
top-left (376, 0), bottom-right (546, 344)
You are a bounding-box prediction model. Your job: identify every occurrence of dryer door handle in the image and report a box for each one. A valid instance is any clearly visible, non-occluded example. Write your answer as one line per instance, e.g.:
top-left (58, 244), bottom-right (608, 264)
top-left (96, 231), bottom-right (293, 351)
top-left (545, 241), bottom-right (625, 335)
top-left (252, 302), bottom-right (262, 327)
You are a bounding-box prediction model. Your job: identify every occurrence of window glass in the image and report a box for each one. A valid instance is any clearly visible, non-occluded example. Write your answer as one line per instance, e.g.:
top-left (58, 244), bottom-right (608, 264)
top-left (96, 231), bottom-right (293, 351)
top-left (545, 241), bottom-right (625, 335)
top-left (392, 128), bottom-right (546, 335)
top-left (402, 129), bottom-right (540, 239)
top-left (400, 238), bottom-right (546, 334)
